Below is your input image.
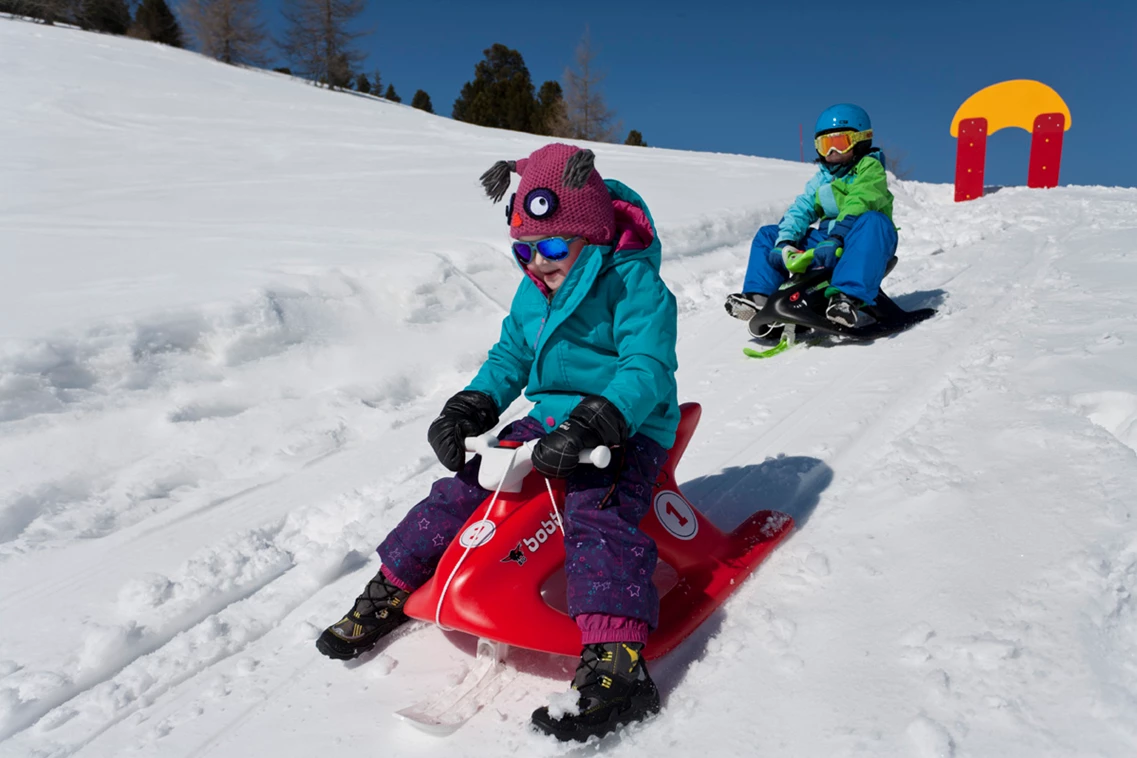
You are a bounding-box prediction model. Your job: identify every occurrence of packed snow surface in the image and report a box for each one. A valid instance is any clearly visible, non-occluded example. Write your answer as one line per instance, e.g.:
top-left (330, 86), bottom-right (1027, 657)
top-left (2, 19), bottom-right (1137, 758)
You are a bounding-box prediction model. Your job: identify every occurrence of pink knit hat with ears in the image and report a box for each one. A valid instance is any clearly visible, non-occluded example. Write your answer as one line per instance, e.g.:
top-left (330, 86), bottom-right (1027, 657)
top-left (479, 143), bottom-right (616, 245)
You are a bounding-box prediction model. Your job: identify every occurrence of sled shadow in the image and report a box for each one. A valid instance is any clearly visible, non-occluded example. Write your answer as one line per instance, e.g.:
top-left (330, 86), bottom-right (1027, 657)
top-left (591, 460), bottom-right (833, 742)
top-left (611, 458), bottom-right (834, 723)
top-left (891, 288), bottom-right (946, 312)
top-left (680, 456), bottom-right (832, 532)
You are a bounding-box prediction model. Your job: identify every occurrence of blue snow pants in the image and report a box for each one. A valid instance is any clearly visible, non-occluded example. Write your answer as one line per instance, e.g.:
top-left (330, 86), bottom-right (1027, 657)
top-left (377, 416), bottom-right (668, 628)
top-left (741, 210), bottom-right (898, 305)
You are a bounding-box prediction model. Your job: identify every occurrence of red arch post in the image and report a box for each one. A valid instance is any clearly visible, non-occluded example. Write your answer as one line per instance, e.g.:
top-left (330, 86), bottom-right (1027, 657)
top-left (954, 117), bottom-right (988, 202)
top-left (1028, 112), bottom-right (1065, 189)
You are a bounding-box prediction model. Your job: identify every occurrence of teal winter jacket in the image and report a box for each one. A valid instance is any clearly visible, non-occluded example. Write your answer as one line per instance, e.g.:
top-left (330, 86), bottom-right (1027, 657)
top-left (465, 180), bottom-right (680, 449)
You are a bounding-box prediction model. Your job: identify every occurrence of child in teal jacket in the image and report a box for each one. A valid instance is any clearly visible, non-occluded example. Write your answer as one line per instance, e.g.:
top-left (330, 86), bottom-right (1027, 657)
top-left (317, 144), bottom-right (678, 742)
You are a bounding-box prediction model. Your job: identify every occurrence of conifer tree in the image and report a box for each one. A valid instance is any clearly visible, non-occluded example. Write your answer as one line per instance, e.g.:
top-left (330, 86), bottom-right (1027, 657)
top-left (384, 84), bottom-right (401, 103)
top-left (131, 0), bottom-right (184, 47)
top-left (624, 130), bottom-right (647, 147)
top-left (79, 0), bottom-right (132, 35)
top-left (326, 51), bottom-right (352, 89)
top-left (452, 44), bottom-right (540, 133)
top-left (535, 80), bottom-right (570, 136)
top-left (0, 0), bottom-right (49, 20)
top-left (411, 89), bottom-right (433, 113)
top-left (7, 0), bottom-right (72, 25)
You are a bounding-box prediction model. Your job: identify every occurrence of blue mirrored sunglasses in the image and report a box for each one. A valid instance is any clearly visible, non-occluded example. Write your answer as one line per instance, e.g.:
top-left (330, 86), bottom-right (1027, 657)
top-left (511, 236), bottom-right (579, 264)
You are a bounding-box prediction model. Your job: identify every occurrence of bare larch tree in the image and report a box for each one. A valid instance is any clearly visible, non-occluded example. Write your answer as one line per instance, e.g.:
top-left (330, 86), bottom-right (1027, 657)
top-left (181, 0), bottom-right (267, 66)
top-left (563, 28), bottom-right (618, 142)
top-left (279, 0), bottom-right (366, 89)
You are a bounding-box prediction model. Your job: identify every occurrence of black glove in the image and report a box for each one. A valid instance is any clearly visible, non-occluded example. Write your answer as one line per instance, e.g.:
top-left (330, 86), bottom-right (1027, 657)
top-left (427, 390), bottom-right (499, 472)
top-left (532, 395), bottom-right (628, 479)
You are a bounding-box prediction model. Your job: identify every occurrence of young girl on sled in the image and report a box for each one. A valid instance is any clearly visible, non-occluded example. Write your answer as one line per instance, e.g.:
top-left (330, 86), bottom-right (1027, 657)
top-left (316, 143), bottom-right (680, 742)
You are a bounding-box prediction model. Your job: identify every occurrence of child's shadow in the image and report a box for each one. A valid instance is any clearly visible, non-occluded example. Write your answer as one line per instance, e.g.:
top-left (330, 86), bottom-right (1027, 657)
top-left (647, 456), bottom-right (832, 697)
top-left (681, 455), bottom-right (833, 532)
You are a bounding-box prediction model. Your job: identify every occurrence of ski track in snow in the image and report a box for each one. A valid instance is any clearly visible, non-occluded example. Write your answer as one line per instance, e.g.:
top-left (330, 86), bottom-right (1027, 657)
top-left (639, 187), bottom-right (1137, 758)
top-left (3, 18), bottom-right (1137, 758)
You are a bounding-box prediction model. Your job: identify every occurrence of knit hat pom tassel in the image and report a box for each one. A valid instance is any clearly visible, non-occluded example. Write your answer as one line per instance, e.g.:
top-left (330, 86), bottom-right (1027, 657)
top-left (479, 160), bottom-right (516, 203)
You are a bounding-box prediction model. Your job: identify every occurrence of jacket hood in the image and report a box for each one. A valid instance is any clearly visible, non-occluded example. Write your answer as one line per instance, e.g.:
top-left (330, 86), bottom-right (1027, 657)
top-left (604, 179), bottom-right (660, 270)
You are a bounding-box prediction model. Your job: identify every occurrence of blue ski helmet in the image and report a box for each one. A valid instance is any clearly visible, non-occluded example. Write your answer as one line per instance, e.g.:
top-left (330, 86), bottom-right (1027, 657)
top-left (815, 104), bottom-right (872, 135)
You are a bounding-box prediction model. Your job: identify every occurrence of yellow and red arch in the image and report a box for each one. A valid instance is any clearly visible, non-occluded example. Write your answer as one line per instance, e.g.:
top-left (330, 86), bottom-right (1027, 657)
top-left (951, 80), bottom-right (1071, 201)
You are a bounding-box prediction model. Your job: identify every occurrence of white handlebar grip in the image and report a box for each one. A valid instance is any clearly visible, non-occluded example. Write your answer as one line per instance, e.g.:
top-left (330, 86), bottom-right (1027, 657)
top-left (464, 434), bottom-right (499, 454)
top-left (580, 446), bottom-right (611, 469)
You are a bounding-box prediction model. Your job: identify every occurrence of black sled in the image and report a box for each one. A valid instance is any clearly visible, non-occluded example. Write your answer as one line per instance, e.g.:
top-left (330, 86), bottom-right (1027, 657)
top-left (747, 257), bottom-right (936, 346)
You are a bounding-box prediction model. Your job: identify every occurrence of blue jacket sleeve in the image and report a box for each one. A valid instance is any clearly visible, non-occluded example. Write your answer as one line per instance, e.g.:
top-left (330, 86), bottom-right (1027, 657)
top-left (776, 169), bottom-right (825, 245)
top-left (464, 288), bottom-right (534, 413)
top-left (599, 261), bottom-right (678, 435)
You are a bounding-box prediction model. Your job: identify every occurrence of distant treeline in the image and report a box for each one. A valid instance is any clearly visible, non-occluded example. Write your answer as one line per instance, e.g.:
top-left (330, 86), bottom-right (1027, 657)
top-left (0, 1), bottom-right (647, 145)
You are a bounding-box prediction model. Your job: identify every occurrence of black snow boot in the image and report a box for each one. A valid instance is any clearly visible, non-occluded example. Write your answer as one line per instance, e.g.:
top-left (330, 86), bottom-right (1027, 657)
top-left (724, 292), bottom-right (768, 321)
top-left (316, 569), bottom-right (410, 660)
top-left (826, 291), bottom-right (860, 327)
top-left (531, 642), bottom-right (661, 742)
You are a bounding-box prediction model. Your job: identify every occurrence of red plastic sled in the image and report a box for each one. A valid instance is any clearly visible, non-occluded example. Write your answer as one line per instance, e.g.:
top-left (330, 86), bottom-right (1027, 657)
top-left (403, 402), bottom-right (794, 660)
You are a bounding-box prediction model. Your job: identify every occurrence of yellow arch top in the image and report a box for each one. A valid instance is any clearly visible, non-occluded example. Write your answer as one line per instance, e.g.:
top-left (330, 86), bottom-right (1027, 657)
top-left (950, 80), bottom-right (1071, 137)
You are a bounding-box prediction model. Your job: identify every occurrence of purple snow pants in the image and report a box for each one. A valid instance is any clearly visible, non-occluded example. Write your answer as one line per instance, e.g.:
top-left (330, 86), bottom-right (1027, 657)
top-left (376, 416), bottom-right (668, 630)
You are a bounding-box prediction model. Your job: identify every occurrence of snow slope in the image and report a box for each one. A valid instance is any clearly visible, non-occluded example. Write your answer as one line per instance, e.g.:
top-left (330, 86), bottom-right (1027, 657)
top-left (3, 18), bottom-right (1137, 758)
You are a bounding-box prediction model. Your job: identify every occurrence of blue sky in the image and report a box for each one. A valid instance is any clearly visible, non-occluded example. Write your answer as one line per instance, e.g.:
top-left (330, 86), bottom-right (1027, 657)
top-left (262, 0), bottom-right (1136, 188)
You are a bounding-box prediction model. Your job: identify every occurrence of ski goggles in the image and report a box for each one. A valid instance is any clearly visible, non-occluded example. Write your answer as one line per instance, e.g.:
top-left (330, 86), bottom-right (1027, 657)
top-left (814, 129), bottom-right (873, 156)
top-left (511, 236), bottom-right (579, 265)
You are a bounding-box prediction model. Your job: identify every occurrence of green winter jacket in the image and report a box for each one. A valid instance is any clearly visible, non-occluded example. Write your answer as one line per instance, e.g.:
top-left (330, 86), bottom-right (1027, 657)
top-left (777, 150), bottom-right (894, 244)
